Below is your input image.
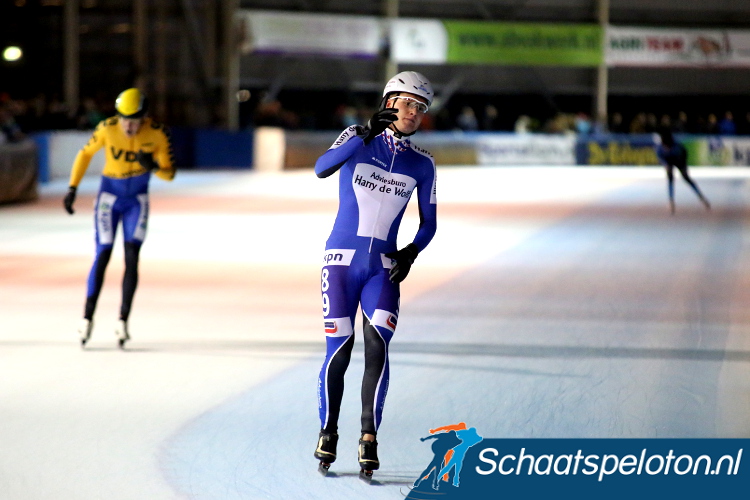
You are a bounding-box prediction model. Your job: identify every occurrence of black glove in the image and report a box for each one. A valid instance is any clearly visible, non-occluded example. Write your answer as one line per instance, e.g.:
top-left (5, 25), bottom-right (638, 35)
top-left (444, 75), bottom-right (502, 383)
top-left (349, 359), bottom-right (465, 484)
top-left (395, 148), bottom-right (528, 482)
top-left (385, 243), bottom-right (420, 284)
top-left (63, 186), bottom-right (77, 215)
top-left (136, 151), bottom-right (159, 171)
top-left (363, 108), bottom-right (398, 145)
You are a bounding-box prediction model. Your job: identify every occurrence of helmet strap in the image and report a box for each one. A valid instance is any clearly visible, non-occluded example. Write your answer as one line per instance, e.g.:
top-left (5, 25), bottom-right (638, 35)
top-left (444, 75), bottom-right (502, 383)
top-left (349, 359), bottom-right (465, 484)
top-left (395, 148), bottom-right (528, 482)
top-left (389, 123), bottom-right (416, 138)
top-left (378, 95), bottom-right (389, 111)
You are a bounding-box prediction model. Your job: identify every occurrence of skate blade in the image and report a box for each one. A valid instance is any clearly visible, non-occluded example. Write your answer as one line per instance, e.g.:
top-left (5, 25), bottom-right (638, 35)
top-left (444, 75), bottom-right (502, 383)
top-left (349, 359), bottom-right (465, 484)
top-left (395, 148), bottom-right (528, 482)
top-left (318, 462), bottom-right (331, 476)
top-left (359, 469), bottom-right (373, 483)
top-left (118, 338), bottom-right (127, 349)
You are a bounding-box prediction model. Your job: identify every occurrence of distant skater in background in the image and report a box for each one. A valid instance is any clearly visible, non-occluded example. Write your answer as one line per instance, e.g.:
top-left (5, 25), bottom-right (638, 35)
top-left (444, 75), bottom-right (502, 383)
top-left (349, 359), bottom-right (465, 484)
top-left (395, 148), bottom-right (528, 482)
top-left (63, 88), bottom-right (175, 348)
top-left (313, 71), bottom-right (437, 481)
top-left (656, 129), bottom-right (710, 214)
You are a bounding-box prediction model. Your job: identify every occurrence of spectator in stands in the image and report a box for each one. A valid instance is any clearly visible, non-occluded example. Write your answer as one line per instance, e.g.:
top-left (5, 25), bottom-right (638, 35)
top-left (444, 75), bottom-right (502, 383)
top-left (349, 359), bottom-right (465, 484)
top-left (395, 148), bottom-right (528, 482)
top-left (46, 93), bottom-right (73, 129)
top-left (718, 111), bottom-right (736, 135)
top-left (455, 106), bottom-right (478, 132)
top-left (514, 115), bottom-right (532, 134)
top-left (645, 113), bottom-right (658, 133)
top-left (672, 111), bottom-right (689, 133)
top-left (574, 112), bottom-right (592, 135)
top-left (694, 115), bottom-right (707, 134)
top-left (659, 114), bottom-right (672, 130)
top-left (629, 112), bottom-right (647, 133)
top-left (253, 97), bottom-right (299, 128)
top-left (739, 112), bottom-right (750, 135)
top-left (334, 104), bottom-right (359, 129)
top-left (16, 93), bottom-right (49, 132)
top-left (434, 108), bottom-right (452, 130)
top-left (705, 113), bottom-right (719, 134)
top-left (545, 113), bottom-right (574, 134)
top-left (609, 112), bottom-right (626, 133)
top-left (482, 104), bottom-right (499, 131)
top-left (76, 97), bottom-right (107, 130)
top-left (0, 103), bottom-right (25, 143)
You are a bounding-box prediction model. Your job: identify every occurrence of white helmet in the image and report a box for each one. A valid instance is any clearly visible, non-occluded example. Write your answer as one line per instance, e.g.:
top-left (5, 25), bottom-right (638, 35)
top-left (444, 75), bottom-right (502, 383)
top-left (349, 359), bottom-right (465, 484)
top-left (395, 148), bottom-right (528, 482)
top-left (382, 71), bottom-right (434, 106)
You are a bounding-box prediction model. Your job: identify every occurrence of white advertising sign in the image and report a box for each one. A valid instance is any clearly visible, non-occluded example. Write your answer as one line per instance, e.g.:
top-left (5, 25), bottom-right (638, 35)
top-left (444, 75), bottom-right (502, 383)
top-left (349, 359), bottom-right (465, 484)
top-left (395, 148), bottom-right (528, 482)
top-left (701, 137), bottom-right (750, 166)
top-left (476, 134), bottom-right (576, 165)
top-left (607, 26), bottom-right (750, 67)
top-left (49, 131), bottom-right (104, 181)
top-left (389, 19), bottom-right (448, 64)
top-left (240, 11), bottom-right (381, 58)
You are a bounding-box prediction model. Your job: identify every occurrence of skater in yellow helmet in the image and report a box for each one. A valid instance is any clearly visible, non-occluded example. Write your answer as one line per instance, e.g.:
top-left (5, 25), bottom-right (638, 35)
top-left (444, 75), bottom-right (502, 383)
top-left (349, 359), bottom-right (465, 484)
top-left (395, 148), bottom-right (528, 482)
top-left (64, 88), bottom-right (175, 348)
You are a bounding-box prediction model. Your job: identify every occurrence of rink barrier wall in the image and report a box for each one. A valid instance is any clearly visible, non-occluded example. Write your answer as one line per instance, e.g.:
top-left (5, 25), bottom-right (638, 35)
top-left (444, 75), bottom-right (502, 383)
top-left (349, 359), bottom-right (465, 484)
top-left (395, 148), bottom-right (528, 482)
top-left (277, 130), bottom-right (750, 170)
top-left (0, 139), bottom-right (38, 203)
top-left (31, 128), bottom-right (255, 182)
top-left (27, 129), bottom-right (750, 183)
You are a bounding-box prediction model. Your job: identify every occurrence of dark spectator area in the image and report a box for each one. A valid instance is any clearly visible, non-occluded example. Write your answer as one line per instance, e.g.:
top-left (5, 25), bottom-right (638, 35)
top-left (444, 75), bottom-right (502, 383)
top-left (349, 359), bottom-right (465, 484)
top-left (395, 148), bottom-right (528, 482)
top-left (4, 87), bottom-right (750, 145)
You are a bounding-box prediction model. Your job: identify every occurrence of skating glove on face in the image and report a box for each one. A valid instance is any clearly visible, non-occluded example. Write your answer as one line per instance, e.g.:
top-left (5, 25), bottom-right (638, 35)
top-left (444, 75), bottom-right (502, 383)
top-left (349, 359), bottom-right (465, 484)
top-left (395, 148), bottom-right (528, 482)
top-left (136, 151), bottom-right (159, 171)
top-left (363, 108), bottom-right (398, 145)
top-left (385, 243), bottom-right (420, 284)
top-left (63, 186), bottom-right (77, 215)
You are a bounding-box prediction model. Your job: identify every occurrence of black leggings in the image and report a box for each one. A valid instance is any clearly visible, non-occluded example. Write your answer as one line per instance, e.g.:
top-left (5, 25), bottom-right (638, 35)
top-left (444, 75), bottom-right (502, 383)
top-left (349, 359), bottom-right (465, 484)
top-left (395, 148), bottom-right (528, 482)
top-left (666, 163), bottom-right (706, 201)
top-left (84, 241), bottom-right (141, 322)
top-left (323, 315), bottom-right (389, 436)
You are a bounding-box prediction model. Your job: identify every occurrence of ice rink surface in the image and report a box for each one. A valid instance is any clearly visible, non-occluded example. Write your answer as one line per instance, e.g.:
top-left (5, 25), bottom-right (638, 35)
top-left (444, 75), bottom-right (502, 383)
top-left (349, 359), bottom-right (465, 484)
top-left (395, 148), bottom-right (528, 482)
top-left (1, 165), bottom-right (750, 499)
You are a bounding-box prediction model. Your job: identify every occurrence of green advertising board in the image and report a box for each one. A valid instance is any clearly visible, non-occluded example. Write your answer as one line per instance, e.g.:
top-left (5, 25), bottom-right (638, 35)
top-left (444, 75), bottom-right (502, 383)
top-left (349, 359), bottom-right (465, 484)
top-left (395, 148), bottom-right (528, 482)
top-left (444, 21), bottom-right (603, 66)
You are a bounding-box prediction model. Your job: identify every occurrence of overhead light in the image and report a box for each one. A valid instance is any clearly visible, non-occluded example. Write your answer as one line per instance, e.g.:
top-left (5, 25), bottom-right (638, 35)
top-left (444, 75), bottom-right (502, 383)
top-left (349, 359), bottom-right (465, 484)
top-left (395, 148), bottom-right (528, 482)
top-left (3, 46), bottom-right (23, 62)
top-left (237, 90), bottom-right (251, 102)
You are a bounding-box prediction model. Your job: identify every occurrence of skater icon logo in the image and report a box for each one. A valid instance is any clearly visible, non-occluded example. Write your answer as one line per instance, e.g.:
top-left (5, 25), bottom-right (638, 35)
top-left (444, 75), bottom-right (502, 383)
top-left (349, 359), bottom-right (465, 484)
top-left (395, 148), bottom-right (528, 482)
top-left (408, 423), bottom-right (483, 498)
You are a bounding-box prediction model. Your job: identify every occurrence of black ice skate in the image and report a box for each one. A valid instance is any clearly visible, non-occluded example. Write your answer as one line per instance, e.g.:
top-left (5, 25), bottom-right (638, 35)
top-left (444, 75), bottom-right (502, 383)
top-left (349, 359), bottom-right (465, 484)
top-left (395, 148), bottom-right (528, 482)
top-left (314, 431), bottom-right (338, 476)
top-left (358, 437), bottom-right (379, 482)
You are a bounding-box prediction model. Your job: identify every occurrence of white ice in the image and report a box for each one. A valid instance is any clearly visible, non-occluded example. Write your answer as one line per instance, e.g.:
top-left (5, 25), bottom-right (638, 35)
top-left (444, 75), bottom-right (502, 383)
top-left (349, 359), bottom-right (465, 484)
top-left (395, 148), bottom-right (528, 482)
top-left (1, 166), bottom-right (749, 499)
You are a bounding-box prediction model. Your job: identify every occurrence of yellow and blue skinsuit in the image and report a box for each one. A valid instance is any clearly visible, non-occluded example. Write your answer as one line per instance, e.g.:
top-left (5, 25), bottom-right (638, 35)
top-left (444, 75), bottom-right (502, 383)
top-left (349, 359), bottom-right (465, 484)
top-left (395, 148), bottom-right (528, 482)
top-left (70, 116), bottom-right (175, 322)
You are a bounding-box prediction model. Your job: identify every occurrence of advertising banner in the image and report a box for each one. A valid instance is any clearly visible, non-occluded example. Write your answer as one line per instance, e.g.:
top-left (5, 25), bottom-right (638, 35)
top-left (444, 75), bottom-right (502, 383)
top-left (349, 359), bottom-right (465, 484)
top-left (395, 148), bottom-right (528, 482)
top-left (443, 21), bottom-right (602, 66)
top-left (240, 11), bottom-right (381, 58)
top-left (390, 19), bottom-right (449, 64)
top-left (691, 137), bottom-right (750, 166)
top-left (476, 134), bottom-right (576, 165)
top-left (576, 135), bottom-right (660, 166)
top-left (607, 26), bottom-right (750, 67)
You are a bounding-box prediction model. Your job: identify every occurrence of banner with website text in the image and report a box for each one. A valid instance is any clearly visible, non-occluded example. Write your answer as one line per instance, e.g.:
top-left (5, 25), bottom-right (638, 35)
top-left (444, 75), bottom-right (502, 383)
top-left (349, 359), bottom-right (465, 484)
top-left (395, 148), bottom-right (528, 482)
top-left (443, 21), bottom-right (603, 66)
top-left (406, 433), bottom-right (749, 500)
top-left (607, 26), bottom-right (750, 67)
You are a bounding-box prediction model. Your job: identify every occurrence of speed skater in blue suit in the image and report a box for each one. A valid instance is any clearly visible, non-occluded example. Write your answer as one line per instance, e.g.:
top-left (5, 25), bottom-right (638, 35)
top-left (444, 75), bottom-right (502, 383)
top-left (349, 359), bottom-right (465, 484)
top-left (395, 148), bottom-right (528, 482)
top-left (313, 71), bottom-right (438, 478)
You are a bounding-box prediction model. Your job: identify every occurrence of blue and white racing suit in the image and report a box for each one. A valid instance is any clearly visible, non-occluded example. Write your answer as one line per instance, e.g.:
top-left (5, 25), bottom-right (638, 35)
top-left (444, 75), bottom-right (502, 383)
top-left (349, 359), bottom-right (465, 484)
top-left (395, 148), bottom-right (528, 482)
top-left (315, 127), bottom-right (437, 436)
